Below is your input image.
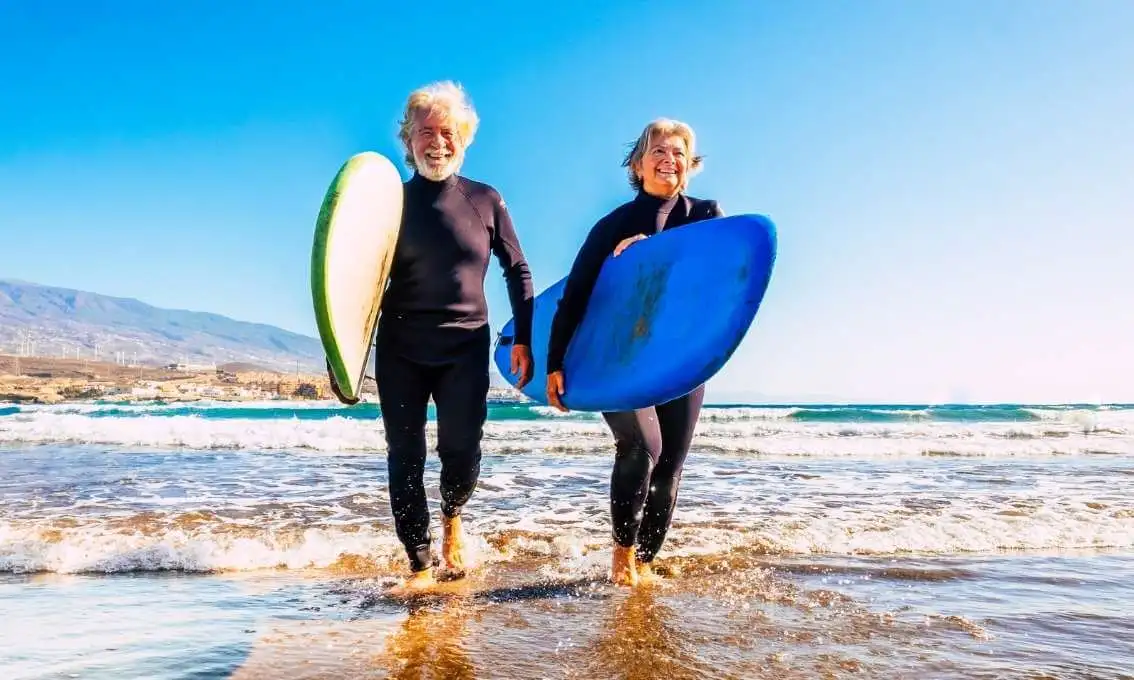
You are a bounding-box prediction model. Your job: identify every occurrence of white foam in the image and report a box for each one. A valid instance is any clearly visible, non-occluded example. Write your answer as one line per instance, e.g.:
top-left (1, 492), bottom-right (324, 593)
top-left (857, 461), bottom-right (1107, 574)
top-left (0, 521), bottom-right (403, 574)
top-left (4, 453), bottom-right (1131, 574)
top-left (3, 408), bottom-right (1131, 457)
top-left (5, 490), bottom-right (1132, 575)
top-left (700, 407), bottom-right (802, 421)
top-left (737, 504), bottom-right (1134, 556)
top-left (527, 405), bottom-right (601, 420)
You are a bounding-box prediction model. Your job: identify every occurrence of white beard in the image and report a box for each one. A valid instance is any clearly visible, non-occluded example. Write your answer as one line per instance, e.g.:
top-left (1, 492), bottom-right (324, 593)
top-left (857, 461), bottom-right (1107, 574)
top-left (414, 147), bottom-right (462, 181)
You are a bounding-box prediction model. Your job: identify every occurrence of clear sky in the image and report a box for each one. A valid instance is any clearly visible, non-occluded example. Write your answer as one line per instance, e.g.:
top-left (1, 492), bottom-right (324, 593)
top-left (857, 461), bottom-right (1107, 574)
top-left (1, 1), bottom-right (1131, 404)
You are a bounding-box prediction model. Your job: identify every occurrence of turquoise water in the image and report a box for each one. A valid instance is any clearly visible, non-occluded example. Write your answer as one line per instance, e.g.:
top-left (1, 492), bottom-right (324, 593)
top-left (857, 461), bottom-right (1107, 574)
top-left (6, 400), bottom-right (1128, 423)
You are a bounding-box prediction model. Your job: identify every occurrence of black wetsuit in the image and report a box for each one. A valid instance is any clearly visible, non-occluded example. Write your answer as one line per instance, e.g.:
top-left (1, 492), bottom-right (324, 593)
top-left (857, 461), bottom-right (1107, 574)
top-left (377, 172), bottom-right (533, 572)
top-left (547, 190), bottom-right (723, 563)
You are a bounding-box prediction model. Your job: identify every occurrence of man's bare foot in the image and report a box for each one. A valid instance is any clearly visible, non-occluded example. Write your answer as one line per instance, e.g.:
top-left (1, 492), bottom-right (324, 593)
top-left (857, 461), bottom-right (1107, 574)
top-left (442, 515), bottom-right (466, 572)
top-left (636, 561), bottom-right (661, 585)
top-left (388, 568), bottom-right (436, 597)
top-left (612, 545), bottom-right (639, 587)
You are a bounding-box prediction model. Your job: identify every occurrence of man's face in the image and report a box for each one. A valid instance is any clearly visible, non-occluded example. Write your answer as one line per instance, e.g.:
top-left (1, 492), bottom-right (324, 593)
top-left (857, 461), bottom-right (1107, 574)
top-left (410, 108), bottom-right (463, 181)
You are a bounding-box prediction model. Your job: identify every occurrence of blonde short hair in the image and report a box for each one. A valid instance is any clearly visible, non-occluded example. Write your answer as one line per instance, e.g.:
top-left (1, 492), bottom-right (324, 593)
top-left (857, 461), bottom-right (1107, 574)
top-left (622, 118), bottom-right (704, 192)
top-left (397, 81), bottom-right (479, 169)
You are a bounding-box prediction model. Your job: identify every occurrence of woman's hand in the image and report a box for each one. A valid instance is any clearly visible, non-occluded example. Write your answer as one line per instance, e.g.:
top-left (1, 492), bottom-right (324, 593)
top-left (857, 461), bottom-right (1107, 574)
top-left (546, 371), bottom-right (567, 412)
top-left (511, 344), bottom-right (533, 389)
top-left (613, 234), bottom-right (646, 257)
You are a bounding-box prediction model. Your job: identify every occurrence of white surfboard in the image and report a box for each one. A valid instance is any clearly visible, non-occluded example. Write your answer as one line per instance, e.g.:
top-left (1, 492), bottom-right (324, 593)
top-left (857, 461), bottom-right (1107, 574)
top-left (310, 151), bottom-right (403, 403)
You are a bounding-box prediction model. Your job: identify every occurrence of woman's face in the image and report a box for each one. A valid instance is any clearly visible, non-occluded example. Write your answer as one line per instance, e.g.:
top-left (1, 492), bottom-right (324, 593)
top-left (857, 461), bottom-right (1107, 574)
top-left (636, 133), bottom-right (689, 198)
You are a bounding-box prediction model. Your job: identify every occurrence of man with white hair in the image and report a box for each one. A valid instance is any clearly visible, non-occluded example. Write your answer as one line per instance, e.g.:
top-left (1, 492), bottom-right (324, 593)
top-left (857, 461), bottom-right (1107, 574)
top-left (333, 81), bottom-right (534, 594)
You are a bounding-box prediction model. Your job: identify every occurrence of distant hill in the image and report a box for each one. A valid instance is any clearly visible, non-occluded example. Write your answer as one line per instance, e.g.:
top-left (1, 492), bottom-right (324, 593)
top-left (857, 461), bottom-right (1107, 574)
top-left (0, 279), bottom-right (324, 372)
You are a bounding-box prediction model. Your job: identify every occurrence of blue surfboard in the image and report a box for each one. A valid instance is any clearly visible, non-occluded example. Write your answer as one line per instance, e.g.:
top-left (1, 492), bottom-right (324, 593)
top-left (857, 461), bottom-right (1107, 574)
top-left (493, 213), bottom-right (777, 412)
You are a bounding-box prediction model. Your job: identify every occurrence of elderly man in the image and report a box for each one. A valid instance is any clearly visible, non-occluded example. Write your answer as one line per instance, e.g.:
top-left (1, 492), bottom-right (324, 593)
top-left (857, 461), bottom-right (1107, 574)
top-left (332, 81), bottom-right (534, 594)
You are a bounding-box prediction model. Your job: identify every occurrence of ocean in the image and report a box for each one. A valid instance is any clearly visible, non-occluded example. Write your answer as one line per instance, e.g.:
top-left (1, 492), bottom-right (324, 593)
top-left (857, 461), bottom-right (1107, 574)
top-left (1, 400), bottom-right (1132, 678)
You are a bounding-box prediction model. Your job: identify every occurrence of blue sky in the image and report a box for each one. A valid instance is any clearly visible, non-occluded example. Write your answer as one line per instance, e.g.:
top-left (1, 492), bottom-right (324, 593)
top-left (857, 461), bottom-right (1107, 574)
top-left (1, 1), bottom-right (1131, 403)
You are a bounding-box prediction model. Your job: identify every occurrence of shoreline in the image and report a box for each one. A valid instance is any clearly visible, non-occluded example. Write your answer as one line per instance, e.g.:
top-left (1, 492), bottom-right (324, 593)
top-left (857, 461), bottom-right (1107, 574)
top-left (0, 353), bottom-right (332, 405)
top-left (0, 354), bottom-right (527, 406)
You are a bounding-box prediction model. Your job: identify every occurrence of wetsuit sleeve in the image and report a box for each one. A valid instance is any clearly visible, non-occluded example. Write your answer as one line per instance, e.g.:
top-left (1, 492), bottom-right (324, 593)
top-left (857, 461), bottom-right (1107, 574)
top-left (709, 200), bottom-right (724, 218)
top-left (546, 216), bottom-right (622, 374)
top-left (490, 192), bottom-right (535, 346)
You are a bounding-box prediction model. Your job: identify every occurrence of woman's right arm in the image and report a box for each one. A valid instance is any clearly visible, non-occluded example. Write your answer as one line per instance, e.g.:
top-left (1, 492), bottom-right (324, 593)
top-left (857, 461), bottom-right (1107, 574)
top-left (546, 216), bottom-right (620, 377)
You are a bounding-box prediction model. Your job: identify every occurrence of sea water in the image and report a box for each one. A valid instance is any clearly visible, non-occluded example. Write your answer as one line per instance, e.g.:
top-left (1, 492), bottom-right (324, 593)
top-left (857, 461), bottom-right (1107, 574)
top-left (2, 400), bottom-right (1132, 678)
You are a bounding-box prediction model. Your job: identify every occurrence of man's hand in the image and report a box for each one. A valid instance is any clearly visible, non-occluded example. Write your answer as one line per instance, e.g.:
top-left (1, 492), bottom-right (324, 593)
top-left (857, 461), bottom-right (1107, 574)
top-left (511, 344), bottom-right (533, 389)
top-left (546, 370), bottom-right (567, 412)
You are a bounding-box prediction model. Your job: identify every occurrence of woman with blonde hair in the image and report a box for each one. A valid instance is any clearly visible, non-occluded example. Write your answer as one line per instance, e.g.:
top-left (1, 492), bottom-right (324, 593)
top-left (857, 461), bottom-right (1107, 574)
top-left (545, 118), bottom-right (723, 586)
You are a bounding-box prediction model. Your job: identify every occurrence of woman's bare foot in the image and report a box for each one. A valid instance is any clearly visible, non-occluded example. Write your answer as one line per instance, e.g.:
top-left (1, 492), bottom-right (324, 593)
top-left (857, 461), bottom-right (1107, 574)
top-left (442, 515), bottom-right (466, 572)
top-left (388, 567), bottom-right (437, 597)
top-left (612, 545), bottom-right (639, 587)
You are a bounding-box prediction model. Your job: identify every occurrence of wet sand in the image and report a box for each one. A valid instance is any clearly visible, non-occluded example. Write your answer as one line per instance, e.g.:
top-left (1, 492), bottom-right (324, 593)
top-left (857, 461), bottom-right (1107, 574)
top-left (4, 549), bottom-right (1133, 679)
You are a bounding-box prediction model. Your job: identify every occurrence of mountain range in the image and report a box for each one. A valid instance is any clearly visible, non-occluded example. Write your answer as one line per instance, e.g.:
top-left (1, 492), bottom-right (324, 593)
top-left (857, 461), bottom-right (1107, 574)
top-left (0, 279), bottom-right (324, 372)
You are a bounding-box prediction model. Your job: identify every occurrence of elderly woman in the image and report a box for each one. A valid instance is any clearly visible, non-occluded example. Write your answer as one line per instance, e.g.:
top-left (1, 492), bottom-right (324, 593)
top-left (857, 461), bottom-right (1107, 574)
top-left (330, 81), bottom-right (535, 594)
top-left (545, 118), bottom-right (723, 586)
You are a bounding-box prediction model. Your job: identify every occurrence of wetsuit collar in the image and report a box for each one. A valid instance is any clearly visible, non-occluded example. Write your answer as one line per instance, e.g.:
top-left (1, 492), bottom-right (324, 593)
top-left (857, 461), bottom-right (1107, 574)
top-left (634, 188), bottom-right (682, 209)
top-left (408, 171), bottom-right (460, 189)
top-left (635, 187), bottom-right (675, 202)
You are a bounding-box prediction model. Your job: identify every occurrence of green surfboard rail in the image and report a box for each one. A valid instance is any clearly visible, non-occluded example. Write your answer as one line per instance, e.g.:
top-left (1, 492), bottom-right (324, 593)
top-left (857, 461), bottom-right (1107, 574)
top-left (310, 152), bottom-right (387, 401)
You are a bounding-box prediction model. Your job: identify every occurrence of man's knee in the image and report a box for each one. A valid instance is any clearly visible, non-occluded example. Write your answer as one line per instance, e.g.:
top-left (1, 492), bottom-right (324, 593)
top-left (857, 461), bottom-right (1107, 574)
top-left (382, 409), bottom-right (428, 459)
top-left (440, 455), bottom-right (480, 517)
top-left (386, 438), bottom-right (426, 482)
top-left (437, 432), bottom-right (482, 455)
top-left (436, 416), bottom-right (485, 461)
top-left (439, 445), bottom-right (481, 477)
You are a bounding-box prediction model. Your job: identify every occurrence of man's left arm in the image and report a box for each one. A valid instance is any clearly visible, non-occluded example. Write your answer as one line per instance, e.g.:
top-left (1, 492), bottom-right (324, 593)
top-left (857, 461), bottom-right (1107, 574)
top-left (490, 191), bottom-right (535, 346)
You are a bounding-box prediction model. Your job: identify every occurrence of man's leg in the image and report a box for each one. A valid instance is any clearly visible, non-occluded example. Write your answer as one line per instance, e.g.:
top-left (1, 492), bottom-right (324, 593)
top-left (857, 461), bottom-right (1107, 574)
top-left (430, 326), bottom-right (491, 570)
top-left (376, 341), bottom-right (437, 578)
